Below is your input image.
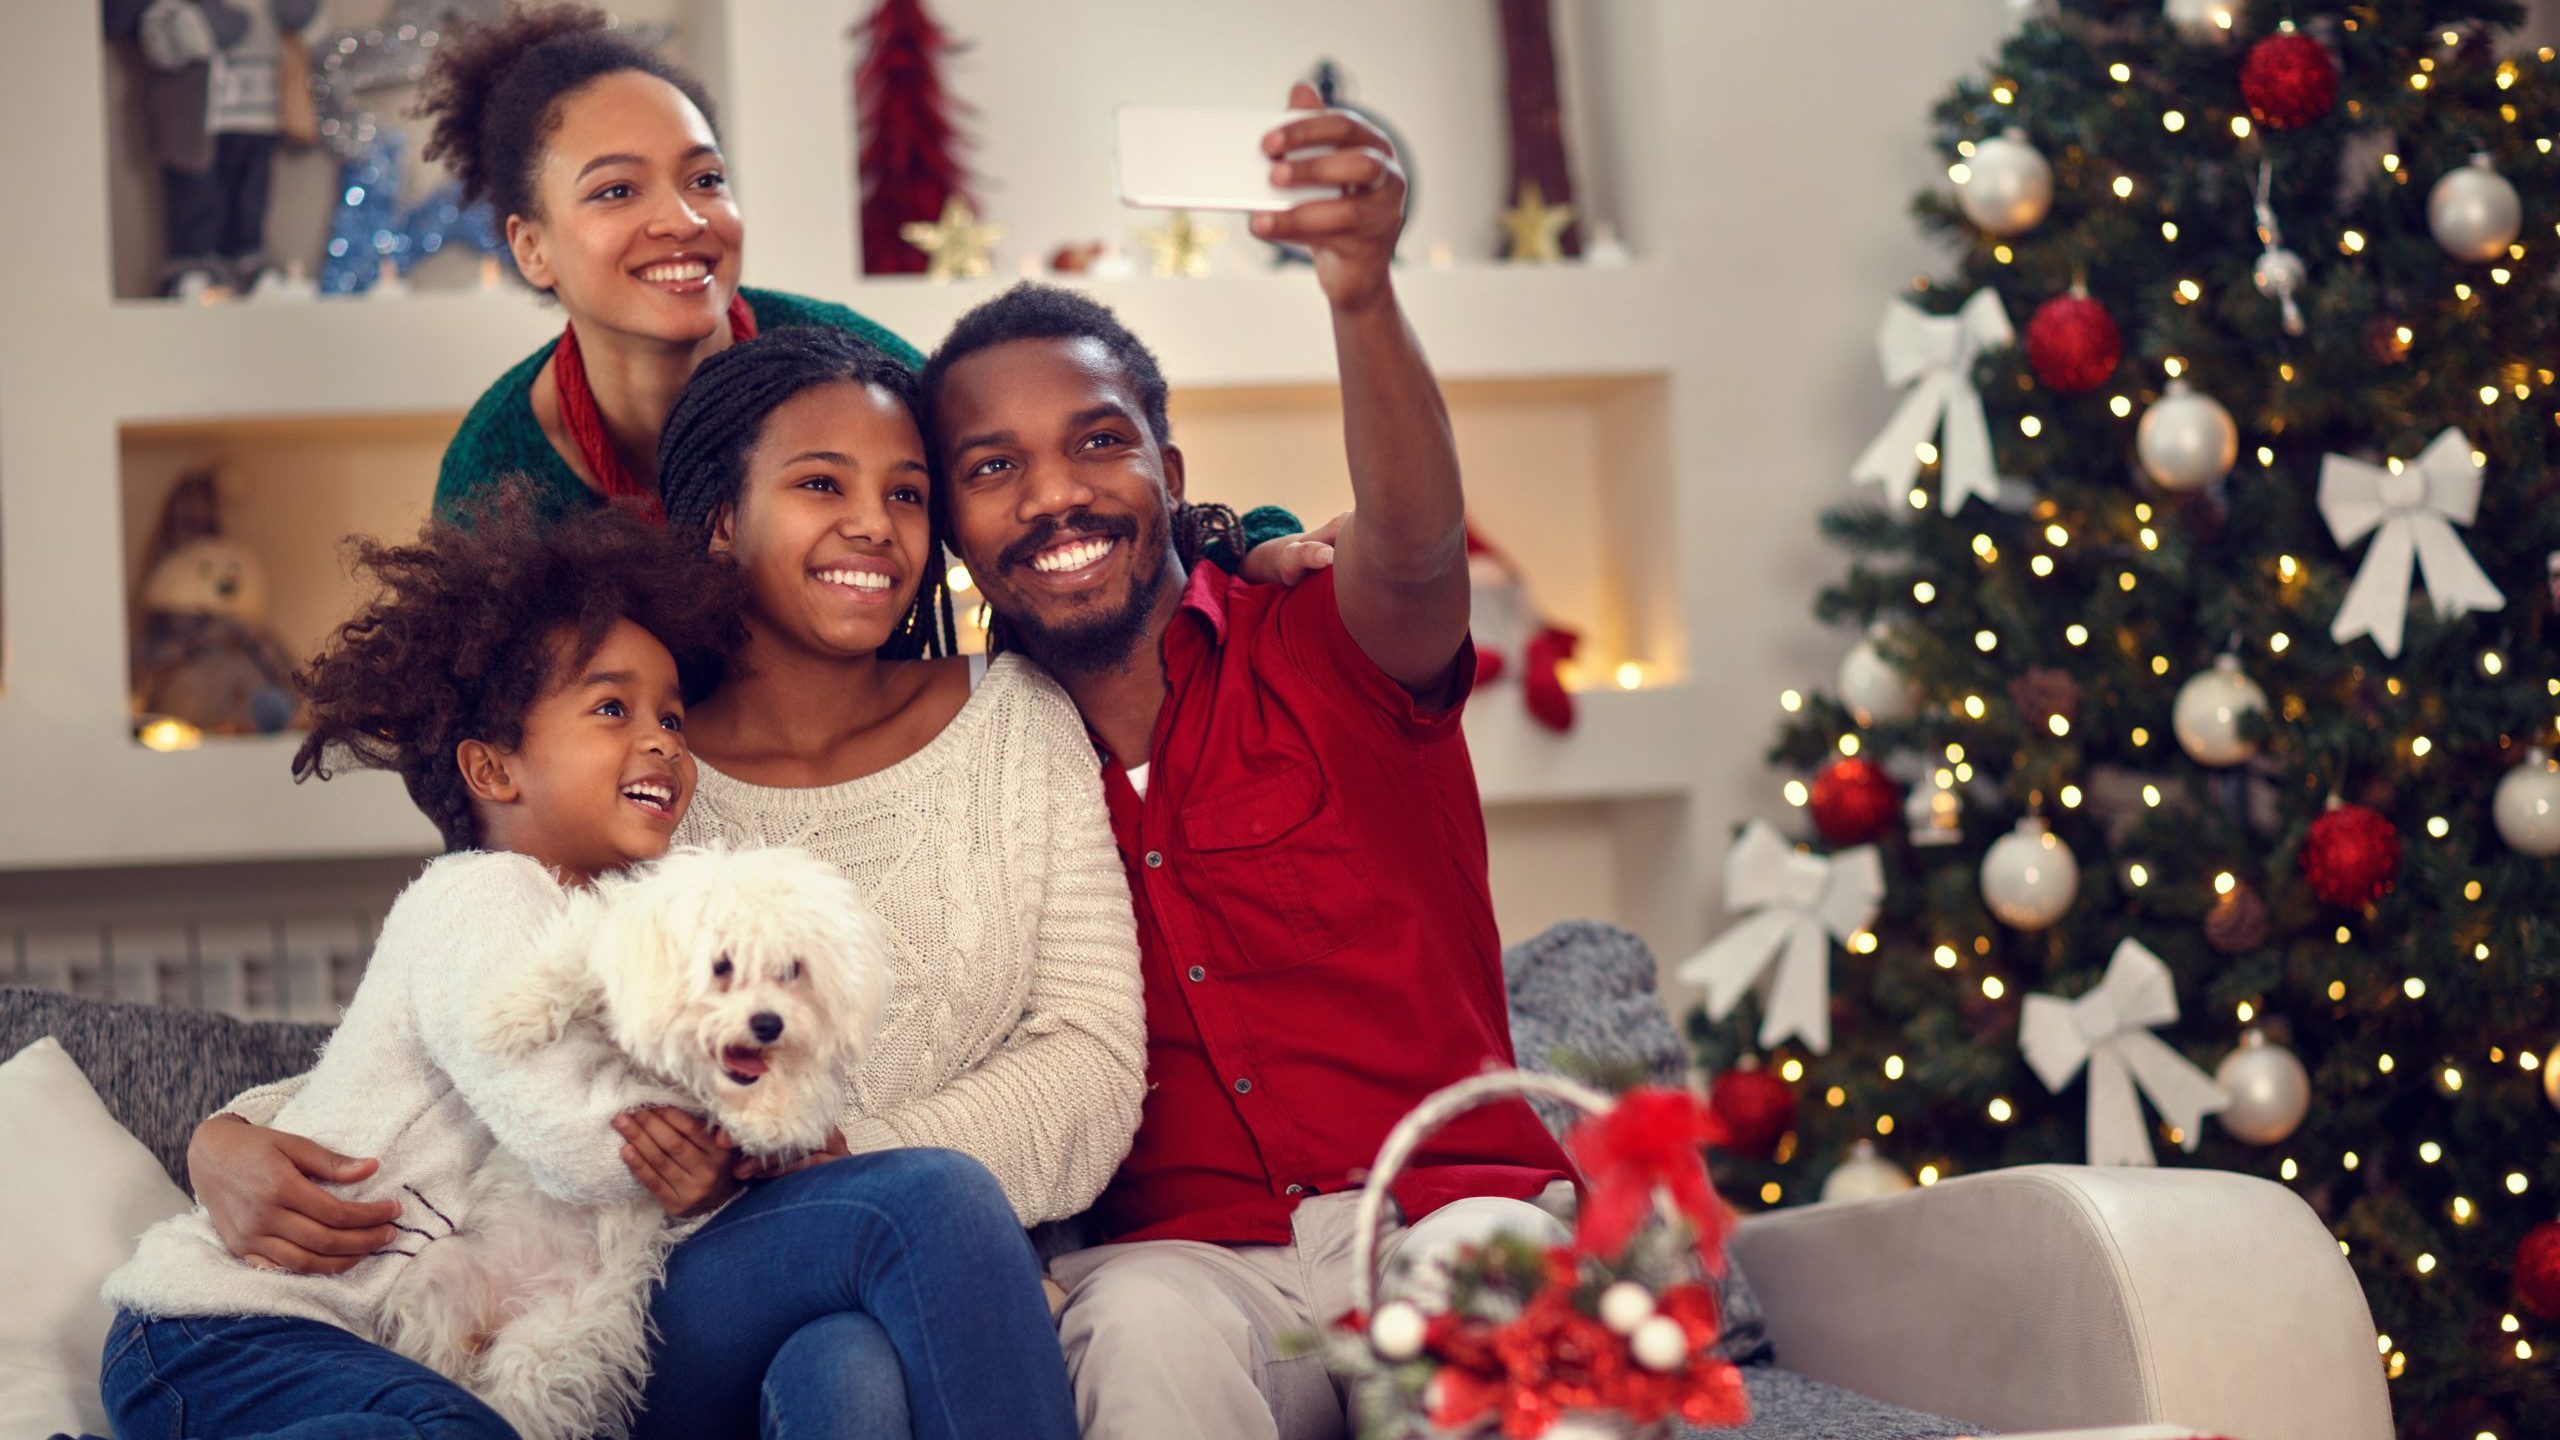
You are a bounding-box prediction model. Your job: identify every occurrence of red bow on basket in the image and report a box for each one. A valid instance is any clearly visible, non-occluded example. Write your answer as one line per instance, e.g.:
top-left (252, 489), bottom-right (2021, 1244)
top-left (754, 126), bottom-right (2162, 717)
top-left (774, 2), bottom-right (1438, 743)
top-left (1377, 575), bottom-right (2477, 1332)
top-left (1568, 1086), bottom-right (1736, 1269)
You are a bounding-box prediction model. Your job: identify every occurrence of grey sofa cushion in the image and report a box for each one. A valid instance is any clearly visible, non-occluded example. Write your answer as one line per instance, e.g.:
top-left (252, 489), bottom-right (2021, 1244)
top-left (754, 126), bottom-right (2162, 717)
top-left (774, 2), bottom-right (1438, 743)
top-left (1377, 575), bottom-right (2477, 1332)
top-left (1504, 920), bottom-right (1774, 1368)
top-left (1702, 1366), bottom-right (1982, 1439)
top-left (0, 986), bottom-right (330, 1191)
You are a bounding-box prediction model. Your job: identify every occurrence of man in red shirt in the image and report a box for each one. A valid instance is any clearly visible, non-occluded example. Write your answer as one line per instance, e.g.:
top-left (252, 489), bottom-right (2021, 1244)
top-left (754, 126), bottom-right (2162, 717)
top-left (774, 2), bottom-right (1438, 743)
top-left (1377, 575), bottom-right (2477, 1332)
top-left (923, 85), bottom-right (1575, 1437)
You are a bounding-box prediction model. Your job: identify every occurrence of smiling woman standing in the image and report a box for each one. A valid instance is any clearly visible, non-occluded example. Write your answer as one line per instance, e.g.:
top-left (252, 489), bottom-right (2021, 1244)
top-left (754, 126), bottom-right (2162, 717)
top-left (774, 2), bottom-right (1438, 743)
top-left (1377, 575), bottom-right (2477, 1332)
top-left (420, 5), bottom-right (917, 524)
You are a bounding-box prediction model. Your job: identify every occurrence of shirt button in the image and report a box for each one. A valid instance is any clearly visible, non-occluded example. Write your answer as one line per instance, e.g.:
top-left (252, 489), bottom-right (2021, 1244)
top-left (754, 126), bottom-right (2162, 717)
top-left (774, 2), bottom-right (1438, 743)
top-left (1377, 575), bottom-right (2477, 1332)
top-left (1187, 965), bottom-right (1206, 982)
top-left (1284, 1183), bottom-right (1305, 1196)
top-left (1144, 850), bottom-right (1164, 869)
top-left (1233, 1077), bottom-right (1253, 1095)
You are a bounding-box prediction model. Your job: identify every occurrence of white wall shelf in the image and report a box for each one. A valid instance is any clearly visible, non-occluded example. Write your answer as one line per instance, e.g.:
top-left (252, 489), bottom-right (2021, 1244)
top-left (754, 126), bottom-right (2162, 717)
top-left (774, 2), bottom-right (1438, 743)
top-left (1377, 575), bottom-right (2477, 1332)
top-left (96, 261), bottom-right (1671, 426)
top-left (0, 681), bottom-right (1700, 871)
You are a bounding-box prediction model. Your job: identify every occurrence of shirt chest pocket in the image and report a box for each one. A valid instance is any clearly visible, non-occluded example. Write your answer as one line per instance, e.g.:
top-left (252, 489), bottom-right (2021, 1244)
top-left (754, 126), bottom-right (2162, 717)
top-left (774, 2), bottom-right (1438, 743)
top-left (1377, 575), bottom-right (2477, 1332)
top-left (1179, 761), bottom-right (1377, 973)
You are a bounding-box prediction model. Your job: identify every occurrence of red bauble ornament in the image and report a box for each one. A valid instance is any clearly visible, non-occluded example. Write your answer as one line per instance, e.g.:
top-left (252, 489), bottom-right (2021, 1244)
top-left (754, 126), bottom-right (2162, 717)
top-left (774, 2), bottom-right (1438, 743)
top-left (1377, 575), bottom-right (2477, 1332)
top-left (2240, 31), bottom-right (2339, 132)
top-left (1709, 1065), bottom-right (1799, 1160)
top-left (2517, 1221), bottom-right (2560, 1320)
top-left (2024, 291), bottom-right (2121, 394)
top-left (1808, 757), bottom-right (1900, 846)
top-left (2298, 804), bottom-right (2402, 908)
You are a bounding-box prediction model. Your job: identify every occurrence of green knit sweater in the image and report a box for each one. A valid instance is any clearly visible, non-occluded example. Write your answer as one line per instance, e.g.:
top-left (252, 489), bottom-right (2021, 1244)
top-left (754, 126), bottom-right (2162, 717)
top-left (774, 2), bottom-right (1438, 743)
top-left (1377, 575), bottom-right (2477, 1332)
top-left (431, 287), bottom-right (924, 525)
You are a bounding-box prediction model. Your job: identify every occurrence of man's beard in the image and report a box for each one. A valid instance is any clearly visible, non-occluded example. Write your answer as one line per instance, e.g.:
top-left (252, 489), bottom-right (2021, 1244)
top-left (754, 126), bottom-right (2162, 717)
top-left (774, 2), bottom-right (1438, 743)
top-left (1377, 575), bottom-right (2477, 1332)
top-left (995, 510), bottom-right (1172, 675)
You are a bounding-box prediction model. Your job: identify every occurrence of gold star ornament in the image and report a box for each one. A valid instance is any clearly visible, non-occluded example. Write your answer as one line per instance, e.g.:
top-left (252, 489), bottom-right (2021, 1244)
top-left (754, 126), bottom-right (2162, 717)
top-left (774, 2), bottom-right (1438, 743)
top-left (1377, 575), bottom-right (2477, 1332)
top-left (899, 197), bottom-right (1004, 282)
top-left (1139, 210), bottom-right (1226, 278)
top-left (1500, 179), bottom-right (1574, 264)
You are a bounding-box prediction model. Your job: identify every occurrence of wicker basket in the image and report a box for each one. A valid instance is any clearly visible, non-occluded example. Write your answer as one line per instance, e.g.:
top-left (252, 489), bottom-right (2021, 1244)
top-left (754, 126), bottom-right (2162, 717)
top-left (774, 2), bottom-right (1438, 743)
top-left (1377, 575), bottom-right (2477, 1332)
top-left (1344, 1068), bottom-right (1732, 1440)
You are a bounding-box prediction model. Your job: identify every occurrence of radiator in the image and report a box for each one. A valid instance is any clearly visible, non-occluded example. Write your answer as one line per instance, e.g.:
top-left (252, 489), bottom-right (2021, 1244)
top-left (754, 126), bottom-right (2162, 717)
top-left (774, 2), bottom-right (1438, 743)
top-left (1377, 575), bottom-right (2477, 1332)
top-left (6, 911), bottom-right (381, 1023)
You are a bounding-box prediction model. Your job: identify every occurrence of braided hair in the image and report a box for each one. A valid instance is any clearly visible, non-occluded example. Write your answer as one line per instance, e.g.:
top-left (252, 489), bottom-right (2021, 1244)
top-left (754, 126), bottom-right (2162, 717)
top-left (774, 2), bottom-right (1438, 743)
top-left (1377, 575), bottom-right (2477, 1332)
top-left (919, 283), bottom-right (1241, 655)
top-left (657, 326), bottom-right (958, 661)
top-left (291, 483), bottom-right (745, 851)
top-left (416, 4), bottom-right (717, 227)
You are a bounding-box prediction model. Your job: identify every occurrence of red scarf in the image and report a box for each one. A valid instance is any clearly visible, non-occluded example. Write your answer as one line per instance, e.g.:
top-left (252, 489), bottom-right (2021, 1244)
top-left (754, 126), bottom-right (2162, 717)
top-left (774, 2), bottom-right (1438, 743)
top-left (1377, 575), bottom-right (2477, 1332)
top-left (553, 293), bottom-right (758, 514)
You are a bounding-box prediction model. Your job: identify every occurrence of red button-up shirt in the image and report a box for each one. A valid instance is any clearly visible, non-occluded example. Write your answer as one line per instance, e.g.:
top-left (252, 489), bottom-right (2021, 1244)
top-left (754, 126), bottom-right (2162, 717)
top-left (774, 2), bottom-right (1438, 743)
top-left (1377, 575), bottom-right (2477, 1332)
top-left (1088, 562), bottom-right (1573, 1245)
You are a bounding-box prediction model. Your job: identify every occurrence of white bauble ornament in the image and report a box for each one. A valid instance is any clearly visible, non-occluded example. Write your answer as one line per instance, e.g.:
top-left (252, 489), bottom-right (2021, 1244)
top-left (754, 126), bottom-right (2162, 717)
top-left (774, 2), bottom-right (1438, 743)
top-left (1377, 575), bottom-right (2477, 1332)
top-left (1838, 626), bottom-right (1919, 726)
top-left (1370, 1300), bottom-right (1426, 1361)
top-left (2251, 246), bottom-right (2308, 336)
top-left (2172, 655), bottom-right (2268, 767)
top-left (1599, 1281), bottom-right (1656, 1336)
top-left (2214, 1030), bottom-right (2311, 1145)
top-left (1959, 130), bottom-right (2054, 237)
top-left (1631, 1315), bottom-right (1690, 1373)
top-left (2428, 154), bottom-right (2524, 263)
top-left (2494, 748), bottom-right (2560, 857)
top-left (2545, 1045), bottom-right (2560, 1113)
top-left (2252, 247), bottom-right (2307, 299)
top-left (1981, 816), bottom-right (2080, 931)
top-left (2136, 381), bottom-right (2240, 493)
top-left (1821, 1138), bottom-right (1915, 1203)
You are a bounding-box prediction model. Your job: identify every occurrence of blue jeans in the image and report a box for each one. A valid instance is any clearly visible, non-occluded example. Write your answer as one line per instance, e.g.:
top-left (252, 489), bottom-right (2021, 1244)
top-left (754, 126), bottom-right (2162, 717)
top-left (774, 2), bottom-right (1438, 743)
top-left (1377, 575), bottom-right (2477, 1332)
top-left (98, 1308), bottom-right (511, 1439)
top-left (99, 1150), bottom-right (1074, 1440)
top-left (633, 1146), bottom-right (1078, 1440)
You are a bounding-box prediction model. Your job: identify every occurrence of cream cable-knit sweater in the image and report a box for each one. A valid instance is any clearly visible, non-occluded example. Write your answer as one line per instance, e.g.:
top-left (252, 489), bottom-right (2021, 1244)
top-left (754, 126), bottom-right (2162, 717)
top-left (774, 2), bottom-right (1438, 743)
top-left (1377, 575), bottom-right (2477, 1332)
top-left (104, 852), bottom-right (685, 1329)
top-left (208, 655), bottom-right (1146, 1228)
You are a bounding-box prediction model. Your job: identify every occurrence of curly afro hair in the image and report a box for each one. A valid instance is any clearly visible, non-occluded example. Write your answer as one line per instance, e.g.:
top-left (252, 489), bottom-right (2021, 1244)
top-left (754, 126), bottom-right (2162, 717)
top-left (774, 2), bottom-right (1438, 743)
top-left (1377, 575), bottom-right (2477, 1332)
top-left (290, 484), bottom-right (745, 852)
top-left (415, 3), bottom-right (718, 226)
top-left (657, 326), bottom-right (957, 660)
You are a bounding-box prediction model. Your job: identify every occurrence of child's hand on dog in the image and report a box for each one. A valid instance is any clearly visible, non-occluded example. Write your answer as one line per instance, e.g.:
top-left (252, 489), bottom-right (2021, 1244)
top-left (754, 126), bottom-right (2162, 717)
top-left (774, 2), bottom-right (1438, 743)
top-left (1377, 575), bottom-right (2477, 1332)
top-left (729, 1125), bottom-right (852, 1183)
top-left (615, 1107), bottom-right (742, 1218)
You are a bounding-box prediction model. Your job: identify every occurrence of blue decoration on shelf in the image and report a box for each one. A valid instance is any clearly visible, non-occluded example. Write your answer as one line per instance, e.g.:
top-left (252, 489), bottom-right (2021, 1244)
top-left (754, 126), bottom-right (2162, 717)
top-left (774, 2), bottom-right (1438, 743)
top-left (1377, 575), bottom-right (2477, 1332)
top-left (321, 132), bottom-right (511, 295)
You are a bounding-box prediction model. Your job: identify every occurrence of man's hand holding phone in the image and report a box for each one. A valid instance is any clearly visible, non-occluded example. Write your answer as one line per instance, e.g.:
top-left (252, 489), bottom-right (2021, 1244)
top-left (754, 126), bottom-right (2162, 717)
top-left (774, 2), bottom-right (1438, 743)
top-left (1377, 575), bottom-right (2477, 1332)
top-left (1250, 82), bottom-right (1408, 315)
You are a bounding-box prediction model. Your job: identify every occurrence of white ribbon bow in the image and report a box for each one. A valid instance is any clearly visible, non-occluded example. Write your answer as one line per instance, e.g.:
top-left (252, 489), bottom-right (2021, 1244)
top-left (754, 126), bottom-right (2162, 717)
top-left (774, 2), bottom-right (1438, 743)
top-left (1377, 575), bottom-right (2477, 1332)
top-left (2020, 939), bottom-right (2231, 1167)
top-left (1678, 821), bottom-right (1883, 1055)
top-left (1850, 290), bottom-right (2014, 515)
top-left (2318, 427), bottom-right (2505, 659)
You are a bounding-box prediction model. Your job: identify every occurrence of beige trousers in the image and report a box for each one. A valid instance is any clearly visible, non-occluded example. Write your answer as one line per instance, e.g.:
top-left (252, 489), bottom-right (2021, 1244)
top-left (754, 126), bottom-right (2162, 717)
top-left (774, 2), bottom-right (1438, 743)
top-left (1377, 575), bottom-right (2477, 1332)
top-left (1050, 1187), bottom-right (1573, 1440)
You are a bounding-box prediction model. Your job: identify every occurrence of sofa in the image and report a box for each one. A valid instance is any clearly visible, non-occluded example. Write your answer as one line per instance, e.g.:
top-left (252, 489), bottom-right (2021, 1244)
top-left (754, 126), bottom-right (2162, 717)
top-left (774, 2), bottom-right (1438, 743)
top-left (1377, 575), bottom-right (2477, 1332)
top-left (0, 920), bottom-right (2394, 1439)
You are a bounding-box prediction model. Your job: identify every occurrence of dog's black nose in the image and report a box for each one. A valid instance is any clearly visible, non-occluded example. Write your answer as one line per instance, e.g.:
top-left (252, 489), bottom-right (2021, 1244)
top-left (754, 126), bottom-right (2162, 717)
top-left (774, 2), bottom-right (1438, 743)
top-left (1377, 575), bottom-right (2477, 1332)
top-left (750, 1012), bottom-right (784, 1043)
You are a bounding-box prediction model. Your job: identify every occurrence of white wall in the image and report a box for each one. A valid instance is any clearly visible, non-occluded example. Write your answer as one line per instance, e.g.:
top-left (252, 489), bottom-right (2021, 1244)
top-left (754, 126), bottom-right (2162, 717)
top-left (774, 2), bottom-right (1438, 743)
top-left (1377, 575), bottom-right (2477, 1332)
top-left (38, 1), bottom-right (2560, 994)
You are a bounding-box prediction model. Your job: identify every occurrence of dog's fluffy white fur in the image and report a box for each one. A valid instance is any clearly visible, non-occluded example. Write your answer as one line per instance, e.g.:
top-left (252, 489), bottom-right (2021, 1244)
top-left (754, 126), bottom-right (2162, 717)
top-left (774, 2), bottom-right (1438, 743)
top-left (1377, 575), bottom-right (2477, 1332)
top-left (375, 844), bottom-right (893, 1440)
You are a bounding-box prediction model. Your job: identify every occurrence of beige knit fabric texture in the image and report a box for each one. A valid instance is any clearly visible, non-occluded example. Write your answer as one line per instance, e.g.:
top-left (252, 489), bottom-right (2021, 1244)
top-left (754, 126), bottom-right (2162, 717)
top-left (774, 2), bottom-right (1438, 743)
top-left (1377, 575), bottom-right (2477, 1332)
top-left (673, 653), bottom-right (1147, 1226)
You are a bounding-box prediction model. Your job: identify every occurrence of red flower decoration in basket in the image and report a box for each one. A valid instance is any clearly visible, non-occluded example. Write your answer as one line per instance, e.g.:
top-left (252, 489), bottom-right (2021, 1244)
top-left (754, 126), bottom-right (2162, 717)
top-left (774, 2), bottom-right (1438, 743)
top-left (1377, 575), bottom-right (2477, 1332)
top-left (1329, 1071), bottom-right (1752, 1438)
top-left (1567, 1086), bottom-right (1734, 1266)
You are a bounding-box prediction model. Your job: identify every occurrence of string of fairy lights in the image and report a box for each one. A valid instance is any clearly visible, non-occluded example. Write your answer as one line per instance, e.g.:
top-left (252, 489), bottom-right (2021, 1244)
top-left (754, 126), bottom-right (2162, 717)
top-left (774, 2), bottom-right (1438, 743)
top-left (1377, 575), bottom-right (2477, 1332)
top-left (1755, 23), bottom-right (2559, 1416)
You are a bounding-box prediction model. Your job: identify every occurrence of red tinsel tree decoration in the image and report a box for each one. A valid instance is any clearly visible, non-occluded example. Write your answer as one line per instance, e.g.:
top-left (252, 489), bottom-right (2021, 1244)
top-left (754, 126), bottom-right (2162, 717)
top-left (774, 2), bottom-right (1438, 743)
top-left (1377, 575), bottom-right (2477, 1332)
top-left (2024, 289), bottom-right (2121, 394)
top-left (2298, 803), bottom-right (2402, 908)
top-left (1808, 756), bottom-right (1900, 846)
top-left (2240, 30), bottom-right (2339, 132)
top-left (2518, 1222), bottom-right (2560, 1320)
top-left (852, 0), bottom-right (972, 275)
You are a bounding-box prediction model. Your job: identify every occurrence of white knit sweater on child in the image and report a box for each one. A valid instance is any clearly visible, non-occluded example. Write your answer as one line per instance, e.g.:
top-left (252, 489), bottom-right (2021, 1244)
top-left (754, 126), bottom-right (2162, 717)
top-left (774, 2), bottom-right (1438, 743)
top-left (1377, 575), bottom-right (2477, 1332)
top-left (192, 653), bottom-right (1146, 1233)
top-left (102, 851), bottom-right (685, 1331)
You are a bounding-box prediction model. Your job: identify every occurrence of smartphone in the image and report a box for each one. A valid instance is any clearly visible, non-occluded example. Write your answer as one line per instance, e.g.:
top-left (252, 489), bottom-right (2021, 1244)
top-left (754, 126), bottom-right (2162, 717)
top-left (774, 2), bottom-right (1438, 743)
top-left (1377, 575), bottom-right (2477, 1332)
top-left (1113, 106), bottom-right (1332, 212)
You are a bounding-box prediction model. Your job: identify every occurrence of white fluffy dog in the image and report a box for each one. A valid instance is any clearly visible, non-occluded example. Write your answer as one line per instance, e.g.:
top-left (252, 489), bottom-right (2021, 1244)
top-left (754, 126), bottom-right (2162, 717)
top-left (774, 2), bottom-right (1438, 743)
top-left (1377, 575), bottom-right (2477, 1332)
top-left (377, 844), bottom-right (893, 1440)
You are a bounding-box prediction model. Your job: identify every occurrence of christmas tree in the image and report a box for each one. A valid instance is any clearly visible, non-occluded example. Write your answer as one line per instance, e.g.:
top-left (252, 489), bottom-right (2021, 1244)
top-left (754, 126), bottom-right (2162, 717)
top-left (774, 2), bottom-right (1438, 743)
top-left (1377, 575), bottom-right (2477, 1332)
top-left (1686, 4), bottom-right (2559, 1435)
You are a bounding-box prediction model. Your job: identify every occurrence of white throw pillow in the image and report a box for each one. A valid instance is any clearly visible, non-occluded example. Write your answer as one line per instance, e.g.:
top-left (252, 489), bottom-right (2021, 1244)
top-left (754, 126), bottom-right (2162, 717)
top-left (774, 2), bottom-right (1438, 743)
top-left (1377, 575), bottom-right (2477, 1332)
top-left (0, 1037), bottom-right (192, 1438)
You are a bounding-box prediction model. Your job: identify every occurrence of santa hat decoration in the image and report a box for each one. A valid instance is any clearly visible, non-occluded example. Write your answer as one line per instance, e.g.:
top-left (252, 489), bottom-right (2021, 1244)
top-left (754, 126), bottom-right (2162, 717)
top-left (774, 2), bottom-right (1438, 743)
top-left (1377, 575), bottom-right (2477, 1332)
top-left (1465, 520), bottom-right (1580, 733)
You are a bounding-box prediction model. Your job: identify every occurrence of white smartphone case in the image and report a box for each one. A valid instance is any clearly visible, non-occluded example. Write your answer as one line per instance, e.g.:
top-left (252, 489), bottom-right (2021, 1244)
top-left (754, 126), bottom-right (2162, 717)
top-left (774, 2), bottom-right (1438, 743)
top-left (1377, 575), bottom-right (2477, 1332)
top-left (1113, 106), bottom-right (1333, 212)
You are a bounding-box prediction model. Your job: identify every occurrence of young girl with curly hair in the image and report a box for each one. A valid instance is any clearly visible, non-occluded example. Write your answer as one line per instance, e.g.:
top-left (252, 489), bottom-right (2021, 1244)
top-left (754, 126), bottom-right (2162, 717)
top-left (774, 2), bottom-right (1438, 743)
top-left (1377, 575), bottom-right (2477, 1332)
top-left (98, 494), bottom-right (1082, 1440)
